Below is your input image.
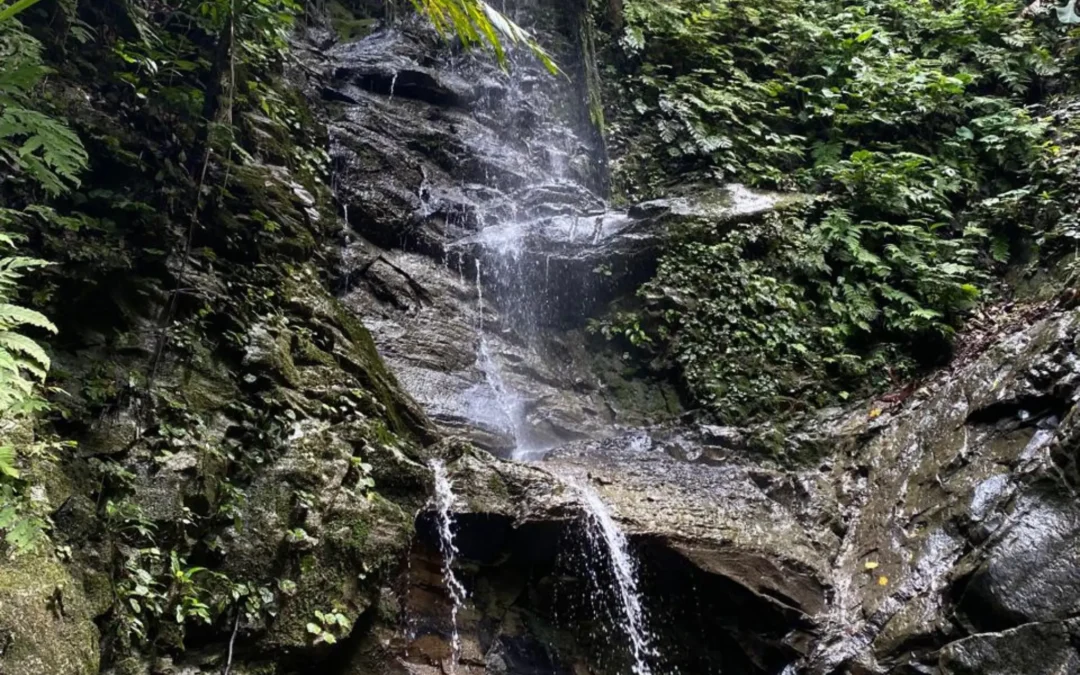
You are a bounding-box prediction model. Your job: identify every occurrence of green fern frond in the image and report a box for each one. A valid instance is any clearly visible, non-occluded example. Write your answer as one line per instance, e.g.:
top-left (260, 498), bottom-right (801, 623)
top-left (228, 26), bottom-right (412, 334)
top-left (0, 105), bottom-right (89, 193)
top-left (0, 446), bottom-right (17, 478)
top-left (0, 303), bottom-right (58, 333)
top-left (0, 255), bottom-right (50, 274)
top-left (0, 332), bottom-right (49, 371)
top-left (411, 0), bottom-right (561, 75)
top-left (0, 107), bottom-right (89, 194)
top-left (0, 0), bottom-right (45, 23)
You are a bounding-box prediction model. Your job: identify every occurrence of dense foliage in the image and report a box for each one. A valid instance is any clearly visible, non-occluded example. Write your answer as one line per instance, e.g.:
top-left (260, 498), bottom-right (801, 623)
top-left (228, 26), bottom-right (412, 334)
top-left (593, 0), bottom-right (1079, 420)
top-left (0, 0), bottom-right (88, 551)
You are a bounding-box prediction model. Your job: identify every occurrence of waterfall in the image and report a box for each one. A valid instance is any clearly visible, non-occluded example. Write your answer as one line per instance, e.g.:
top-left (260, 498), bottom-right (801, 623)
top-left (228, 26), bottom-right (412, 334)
top-left (474, 336), bottom-right (527, 449)
top-left (430, 459), bottom-right (467, 671)
top-left (573, 479), bottom-right (657, 674)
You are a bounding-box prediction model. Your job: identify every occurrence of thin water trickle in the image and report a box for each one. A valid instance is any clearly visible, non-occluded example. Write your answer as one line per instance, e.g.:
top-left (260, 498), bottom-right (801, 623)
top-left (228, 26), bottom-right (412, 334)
top-left (573, 479), bottom-right (657, 675)
top-left (430, 459), bottom-right (467, 672)
top-left (474, 258), bottom-right (484, 330)
top-left (473, 337), bottom-right (526, 447)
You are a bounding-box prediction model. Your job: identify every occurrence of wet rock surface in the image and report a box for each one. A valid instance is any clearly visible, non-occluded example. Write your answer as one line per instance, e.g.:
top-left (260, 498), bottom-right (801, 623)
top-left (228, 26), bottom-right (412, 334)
top-left (403, 304), bottom-right (1080, 674)
top-left (325, 22), bottom-right (786, 456)
top-left (16, 8), bottom-right (1080, 675)
top-left (309, 13), bottom-right (1080, 673)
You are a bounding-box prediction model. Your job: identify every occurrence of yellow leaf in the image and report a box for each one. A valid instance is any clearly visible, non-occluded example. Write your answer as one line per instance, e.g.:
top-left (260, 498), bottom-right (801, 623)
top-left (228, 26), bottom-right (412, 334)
top-left (878, 575), bottom-right (889, 586)
top-left (869, 408), bottom-right (883, 418)
top-left (864, 561), bottom-right (879, 570)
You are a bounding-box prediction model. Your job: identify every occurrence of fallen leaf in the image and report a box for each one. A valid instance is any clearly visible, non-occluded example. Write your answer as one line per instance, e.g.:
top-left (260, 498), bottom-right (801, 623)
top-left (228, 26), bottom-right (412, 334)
top-left (864, 561), bottom-right (879, 570)
top-left (869, 408), bottom-right (883, 419)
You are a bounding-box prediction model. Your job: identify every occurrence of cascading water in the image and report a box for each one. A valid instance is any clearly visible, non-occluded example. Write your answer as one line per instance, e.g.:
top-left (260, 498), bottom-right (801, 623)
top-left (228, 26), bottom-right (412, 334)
top-left (430, 459), bottom-right (467, 671)
top-left (439, 32), bottom-right (664, 673)
top-left (573, 479), bottom-right (658, 675)
top-left (464, 213), bottom-right (552, 460)
top-left (331, 12), bottom-right (668, 671)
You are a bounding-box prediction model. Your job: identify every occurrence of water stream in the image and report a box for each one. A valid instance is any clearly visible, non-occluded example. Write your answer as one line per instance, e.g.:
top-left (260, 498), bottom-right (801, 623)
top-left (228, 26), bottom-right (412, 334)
top-left (574, 479), bottom-right (658, 675)
top-left (389, 25), bottom-right (663, 674)
top-left (430, 459), bottom-right (467, 672)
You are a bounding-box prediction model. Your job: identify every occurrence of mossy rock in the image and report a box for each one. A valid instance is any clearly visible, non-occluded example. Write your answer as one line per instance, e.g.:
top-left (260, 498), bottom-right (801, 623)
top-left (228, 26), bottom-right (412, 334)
top-left (280, 269), bottom-right (436, 444)
top-left (0, 550), bottom-right (100, 675)
top-left (266, 494), bottom-right (413, 650)
top-left (328, 0), bottom-right (379, 41)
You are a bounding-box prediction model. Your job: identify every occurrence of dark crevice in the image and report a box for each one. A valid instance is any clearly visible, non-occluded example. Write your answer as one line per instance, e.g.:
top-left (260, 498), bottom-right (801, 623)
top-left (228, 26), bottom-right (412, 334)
top-left (966, 394), bottom-right (1071, 428)
top-left (339, 69), bottom-right (468, 107)
top-left (405, 510), bottom-right (810, 674)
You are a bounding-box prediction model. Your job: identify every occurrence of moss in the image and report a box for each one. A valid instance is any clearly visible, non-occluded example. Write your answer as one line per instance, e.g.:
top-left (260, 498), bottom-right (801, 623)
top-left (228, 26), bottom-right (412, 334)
top-left (110, 657), bottom-right (145, 675)
top-left (81, 570), bottom-right (114, 618)
top-left (293, 335), bottom-right (337, 368)
top-left (0, 551), bottom-right (100, 675)
top-left (326, 296), bottom-right (430, 440)
top-left (249, 322), bottom-right (302, 386)
top-left (177, 363), bottom-right (239, 414)
top-left (1011, 252), bottom-right (1077, 302)
top-left (367, 419), bottom-right (397, 447)
top-left (586, 338), bottom-right (682, 423)
top-left (349, 518), bottom-right (371, 551)
top-left (487, 473), bottom-right (511, 502)
top-left (328, 0), bottom-right (378, 41)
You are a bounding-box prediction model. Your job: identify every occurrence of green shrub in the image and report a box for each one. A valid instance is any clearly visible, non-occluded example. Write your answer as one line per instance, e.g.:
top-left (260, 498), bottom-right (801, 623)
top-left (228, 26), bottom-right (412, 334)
top-left (593, 0), bottom-right (1071, 418)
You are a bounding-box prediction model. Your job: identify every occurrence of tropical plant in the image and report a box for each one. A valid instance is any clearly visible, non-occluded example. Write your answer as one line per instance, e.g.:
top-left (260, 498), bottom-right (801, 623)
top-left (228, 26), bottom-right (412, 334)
top-left (593, 0), bottom-right (1070, 419)
top-left (0, 236), bottom-right (55, 415)
top-left (0, 0), bottom-right (88, 555)
top-left (411, 0), bottom-right (561, 73)
top-left (1, 5), bottom-right (88, 195)
top-left (306, 607), bottom-right (352, 645)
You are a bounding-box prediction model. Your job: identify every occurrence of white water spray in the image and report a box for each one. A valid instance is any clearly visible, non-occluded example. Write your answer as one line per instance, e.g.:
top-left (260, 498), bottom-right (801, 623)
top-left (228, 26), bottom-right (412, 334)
top-left (573, 479), bottom-right (657, 674)
top-left (430, 459), bottom-right (467, 672)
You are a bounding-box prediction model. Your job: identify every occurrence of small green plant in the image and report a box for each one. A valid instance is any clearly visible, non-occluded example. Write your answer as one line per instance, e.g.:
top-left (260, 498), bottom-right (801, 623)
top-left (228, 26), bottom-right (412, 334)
top-left (0, 483), bottom-right (49, 552)
top-left (169, 551), bottom-right (212, 625)
top-left (115, 547), bottom-right (168, 641)
top-left (306, 607), bottom-right (351, 645)
top-left (349, 455), bottom-right (375, 493)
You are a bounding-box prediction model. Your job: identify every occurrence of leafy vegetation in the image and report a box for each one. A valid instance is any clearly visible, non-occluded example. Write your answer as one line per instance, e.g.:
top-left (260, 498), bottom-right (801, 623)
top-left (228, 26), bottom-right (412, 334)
top-left (411, 0), bottom-right (561, 73)
top-left (592, 0), bottom-right (1077, 419)
top-left (305, 607), bottom-right (351, 645)
top-left (0, 0), bottom-right (88, 553)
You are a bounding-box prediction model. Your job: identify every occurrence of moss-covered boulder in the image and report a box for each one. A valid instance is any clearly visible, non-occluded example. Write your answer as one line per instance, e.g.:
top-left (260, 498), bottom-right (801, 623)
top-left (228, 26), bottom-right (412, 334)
top-left (0, 551), bottom-right (100, 675)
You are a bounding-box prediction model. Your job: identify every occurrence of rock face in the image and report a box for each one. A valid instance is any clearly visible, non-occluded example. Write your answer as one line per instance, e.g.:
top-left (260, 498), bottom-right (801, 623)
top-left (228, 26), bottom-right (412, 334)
top-left (310, 8), bottom-right (1080, 675)
top-left (387, 302), bottom-right (1080, 674)
top-left (327, 19), bottom-right (793, 455)
top-left (0, 550), bottom-right (100, 675)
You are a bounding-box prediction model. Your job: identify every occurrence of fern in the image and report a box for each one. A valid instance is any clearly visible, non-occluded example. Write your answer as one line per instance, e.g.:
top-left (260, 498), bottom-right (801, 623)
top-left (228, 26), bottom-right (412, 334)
top-left (0, 446), bottom-right (18, 478)
top-left (410, 0), bottom-right (561, 74)
top-left (0, 2), bottom-right (79, 556)
top-left (0, 106), bottom-right (88, 194)
top-left (0, 486), bottom-right (50, 554)
top-left (1, 12), bottom-right (89, 194)
top-left (0, 301), bottom-right (57, 333)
